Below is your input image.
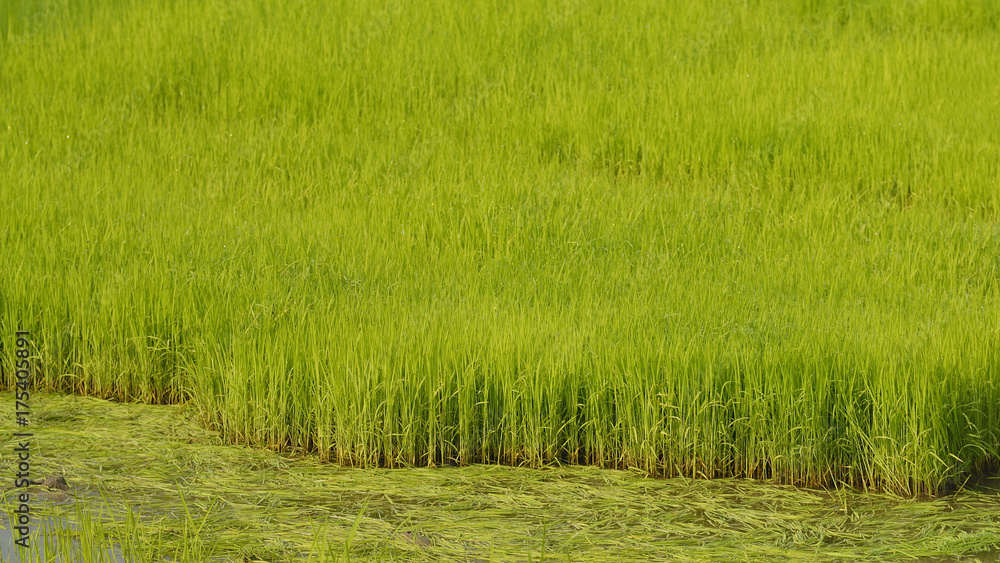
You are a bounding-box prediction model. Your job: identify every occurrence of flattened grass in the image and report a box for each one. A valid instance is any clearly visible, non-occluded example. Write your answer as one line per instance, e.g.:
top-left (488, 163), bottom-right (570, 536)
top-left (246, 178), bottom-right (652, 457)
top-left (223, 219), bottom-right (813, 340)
top-left (3, 392), bottom-right (1000, 561)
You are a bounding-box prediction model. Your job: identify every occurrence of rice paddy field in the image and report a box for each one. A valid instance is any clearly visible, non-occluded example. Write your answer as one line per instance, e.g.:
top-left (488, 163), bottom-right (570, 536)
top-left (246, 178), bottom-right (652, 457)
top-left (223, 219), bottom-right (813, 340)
top-left (2, 0), bottom-right (1000, 559)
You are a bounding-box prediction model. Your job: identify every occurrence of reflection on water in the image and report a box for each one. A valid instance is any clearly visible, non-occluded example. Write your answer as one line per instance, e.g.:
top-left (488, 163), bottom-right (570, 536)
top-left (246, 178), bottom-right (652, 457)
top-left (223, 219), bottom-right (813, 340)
top-left (0, 503), bottom-right (129, 563)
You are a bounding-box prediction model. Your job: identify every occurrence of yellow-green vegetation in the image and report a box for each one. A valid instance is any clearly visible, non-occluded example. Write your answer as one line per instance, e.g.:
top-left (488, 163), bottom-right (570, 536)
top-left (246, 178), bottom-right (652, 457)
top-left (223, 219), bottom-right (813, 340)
top-left (1, 0), bottom-right (999, 495)
top-left (3, 392), bottom-right (1000, 562)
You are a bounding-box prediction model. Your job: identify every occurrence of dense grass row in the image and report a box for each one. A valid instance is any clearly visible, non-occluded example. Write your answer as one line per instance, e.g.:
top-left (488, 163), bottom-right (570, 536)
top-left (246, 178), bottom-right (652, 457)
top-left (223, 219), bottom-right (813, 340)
top-left (2, 0), bottom-right (999, 494)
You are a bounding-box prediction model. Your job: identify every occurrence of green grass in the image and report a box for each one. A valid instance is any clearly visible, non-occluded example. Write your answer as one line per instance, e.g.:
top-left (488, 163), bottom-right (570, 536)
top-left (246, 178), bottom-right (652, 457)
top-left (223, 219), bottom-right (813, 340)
top-left (3, 392), bottom-right (1000, 562)
top-left (1, 0), bottom-right (999, 495)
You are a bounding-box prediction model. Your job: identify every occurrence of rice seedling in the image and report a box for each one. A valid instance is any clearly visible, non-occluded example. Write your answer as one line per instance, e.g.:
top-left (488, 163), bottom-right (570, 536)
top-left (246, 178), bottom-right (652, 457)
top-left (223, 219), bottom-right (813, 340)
top-left (0, 0), bottom-right (998, 496)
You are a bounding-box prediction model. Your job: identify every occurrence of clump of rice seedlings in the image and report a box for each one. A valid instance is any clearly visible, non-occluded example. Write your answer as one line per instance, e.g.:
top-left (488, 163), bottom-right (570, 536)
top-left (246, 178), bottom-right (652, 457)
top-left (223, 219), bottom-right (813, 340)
top-left (1, 0), bottom-right (999, 495)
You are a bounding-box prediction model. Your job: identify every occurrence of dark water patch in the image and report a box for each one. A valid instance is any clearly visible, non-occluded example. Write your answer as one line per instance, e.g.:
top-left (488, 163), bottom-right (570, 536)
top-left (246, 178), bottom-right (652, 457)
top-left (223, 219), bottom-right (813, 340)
top-left (0, 514), bottom-right (129, 563)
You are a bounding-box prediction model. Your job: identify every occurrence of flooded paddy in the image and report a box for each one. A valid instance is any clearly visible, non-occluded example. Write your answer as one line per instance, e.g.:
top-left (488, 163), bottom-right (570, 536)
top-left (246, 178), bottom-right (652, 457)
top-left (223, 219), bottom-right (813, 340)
top-left (1, 392), bottom-right (999, 562)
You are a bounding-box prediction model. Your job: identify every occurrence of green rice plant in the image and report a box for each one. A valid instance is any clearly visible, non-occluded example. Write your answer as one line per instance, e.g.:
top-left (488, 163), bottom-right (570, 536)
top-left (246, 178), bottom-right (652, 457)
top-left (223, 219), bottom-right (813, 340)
top-left (4, 391), bottom-right (1000, 560)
